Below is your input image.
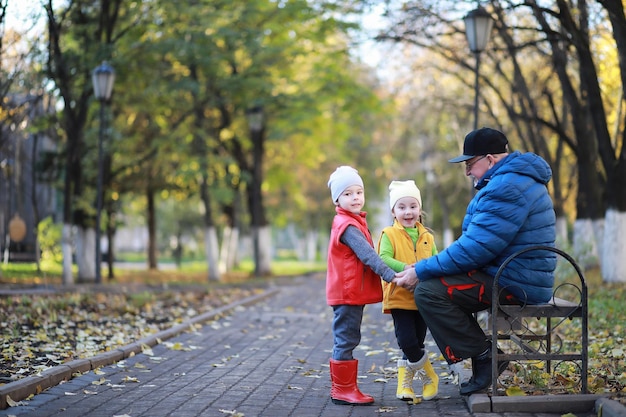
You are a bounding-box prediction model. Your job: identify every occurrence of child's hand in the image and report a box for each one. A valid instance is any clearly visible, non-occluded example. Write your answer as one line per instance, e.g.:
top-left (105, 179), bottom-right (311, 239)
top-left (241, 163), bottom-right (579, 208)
top-left (395, 268), bottom-right (419, 292)
top-left (403, 263), bottom-right (415, 271)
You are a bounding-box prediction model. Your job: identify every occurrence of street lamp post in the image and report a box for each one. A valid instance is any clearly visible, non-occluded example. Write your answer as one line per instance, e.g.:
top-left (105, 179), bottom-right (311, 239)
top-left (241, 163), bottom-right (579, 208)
top-left (246, 106), bottom-right (264, 277)
top-left (464, 6), bottom-right (493, 130)
top-left (92, 62), bottom-right (115, 284)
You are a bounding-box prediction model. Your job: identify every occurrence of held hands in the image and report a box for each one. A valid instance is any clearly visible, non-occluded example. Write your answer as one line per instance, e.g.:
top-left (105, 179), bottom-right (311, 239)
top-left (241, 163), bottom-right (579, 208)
top-left (393, 267), bottom-right (419, 292)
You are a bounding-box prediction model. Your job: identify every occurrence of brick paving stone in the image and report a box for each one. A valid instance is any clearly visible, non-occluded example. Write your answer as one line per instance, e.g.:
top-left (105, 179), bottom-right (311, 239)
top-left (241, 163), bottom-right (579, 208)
top-left (0, 274), bottom-right (615, 417)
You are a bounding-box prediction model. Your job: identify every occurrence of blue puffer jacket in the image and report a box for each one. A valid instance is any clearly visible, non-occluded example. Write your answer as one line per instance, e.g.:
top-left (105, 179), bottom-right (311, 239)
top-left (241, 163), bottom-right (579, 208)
top-left (414, 151), bottom-right (556, 304)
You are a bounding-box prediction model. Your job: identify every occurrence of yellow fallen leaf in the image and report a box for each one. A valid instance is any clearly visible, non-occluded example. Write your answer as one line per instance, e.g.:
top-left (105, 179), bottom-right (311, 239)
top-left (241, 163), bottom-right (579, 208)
top-left (141, 344), bottom-right (154, 356)
top-left (6, 395), bottom-right (22, 407)
top-left (505, 386), bottom-right (527, 396)
top-left (365, 350), bottom-right (384, 356)
top-left (92, 377), bottom-right (108, 385)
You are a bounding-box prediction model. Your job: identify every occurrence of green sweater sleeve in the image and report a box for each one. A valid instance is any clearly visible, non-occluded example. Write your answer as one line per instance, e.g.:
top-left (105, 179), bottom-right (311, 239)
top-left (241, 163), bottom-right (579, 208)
top-left (378, 232), bottom-right (406, 273)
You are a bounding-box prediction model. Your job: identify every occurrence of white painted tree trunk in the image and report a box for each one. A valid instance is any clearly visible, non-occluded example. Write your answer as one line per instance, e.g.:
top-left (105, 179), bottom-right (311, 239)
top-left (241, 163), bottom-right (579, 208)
top-left (320, 233), bottom-right (329, 263)
top-left (218, 226), bottom-right (231, 274)
top-left (442, 227), bottom-right (454, 249)
top-left (228, 227), bottom-right (240, 269)
top-left (258, 225), bottom-right (272, 275)
top-left (218, 226), bottom-right (240, 274)
top-left (601, 209), bottom-right (626, 282)
top-left (555, 216), bottom-right (568, 246)
top-left (572, 219), bottom-right (600, 270)
top-left (204, 226), bottom-right (220, 281)
top-left (305, 230), bottom-right (318, 262)
top-left (61, 223), bottom-right (74, 285)
top-left (75, 226), bottom-right (95, 282)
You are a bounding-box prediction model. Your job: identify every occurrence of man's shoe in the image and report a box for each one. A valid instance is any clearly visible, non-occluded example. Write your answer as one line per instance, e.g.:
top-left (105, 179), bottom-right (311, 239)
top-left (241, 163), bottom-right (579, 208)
top-left (459, 355), bottom-right (491, 395)
top-left (460, 349), bottom-right (509, 389)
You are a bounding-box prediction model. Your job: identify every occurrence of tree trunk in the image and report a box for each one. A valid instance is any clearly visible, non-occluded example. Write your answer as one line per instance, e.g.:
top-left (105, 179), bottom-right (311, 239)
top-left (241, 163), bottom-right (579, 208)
top-left (555, 216), bottom-right (568, 246)
top-left (257, 225), bottom-right (272, 275)
top-left (204, 226), bottom-right (220, 281)
top-left (61, 223), bottom-right (73, 285)
top-left (76, 226), bottom-right (96, 282)
top-left (601, 210), bottom-right (626, 282)
top-left (572, 219), bottom-right (599, 270)
top-left (305, 230), bottom-right (318, 262)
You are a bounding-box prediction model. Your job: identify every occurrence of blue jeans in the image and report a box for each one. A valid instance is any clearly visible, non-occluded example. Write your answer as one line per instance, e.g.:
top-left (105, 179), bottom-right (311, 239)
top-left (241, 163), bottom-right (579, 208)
top-left (332, 305), bottom-right (364, 360)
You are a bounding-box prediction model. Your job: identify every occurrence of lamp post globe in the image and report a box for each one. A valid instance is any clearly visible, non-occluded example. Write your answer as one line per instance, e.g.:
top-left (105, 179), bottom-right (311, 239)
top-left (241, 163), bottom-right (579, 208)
top-left (92, 62), bottom-right (115, 283)
top-left (93, 62), bottom-right (115, 101)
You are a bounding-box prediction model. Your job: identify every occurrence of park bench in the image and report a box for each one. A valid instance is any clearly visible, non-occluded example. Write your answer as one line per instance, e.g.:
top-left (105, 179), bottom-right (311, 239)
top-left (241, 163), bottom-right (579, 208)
top-left (488, 245), bottom-right (588, 395)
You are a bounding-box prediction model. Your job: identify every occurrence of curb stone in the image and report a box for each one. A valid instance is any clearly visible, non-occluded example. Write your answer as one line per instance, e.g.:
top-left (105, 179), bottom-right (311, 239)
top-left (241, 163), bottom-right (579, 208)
top-left (596, 397), bottom-right (626, 417)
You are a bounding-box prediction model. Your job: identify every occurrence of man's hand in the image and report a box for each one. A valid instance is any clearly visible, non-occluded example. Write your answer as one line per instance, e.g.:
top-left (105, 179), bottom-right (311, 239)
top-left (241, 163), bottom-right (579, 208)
top-left (395, 268), bottom-right (419, 292)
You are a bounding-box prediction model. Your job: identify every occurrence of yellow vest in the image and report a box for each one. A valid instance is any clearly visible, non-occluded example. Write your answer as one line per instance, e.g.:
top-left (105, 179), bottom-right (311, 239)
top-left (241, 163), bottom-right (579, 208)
top-left (378, 221), bottom-right (436, 312)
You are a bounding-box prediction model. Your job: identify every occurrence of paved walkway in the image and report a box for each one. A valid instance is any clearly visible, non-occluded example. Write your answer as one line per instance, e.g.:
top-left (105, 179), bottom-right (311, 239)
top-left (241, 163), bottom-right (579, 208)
top-left (0, 274), bottom-right (619, 417)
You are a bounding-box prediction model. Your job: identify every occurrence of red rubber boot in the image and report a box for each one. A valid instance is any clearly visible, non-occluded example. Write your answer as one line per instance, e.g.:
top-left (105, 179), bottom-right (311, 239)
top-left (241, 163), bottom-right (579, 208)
top-left (329, 359), bottom-right (374, 405)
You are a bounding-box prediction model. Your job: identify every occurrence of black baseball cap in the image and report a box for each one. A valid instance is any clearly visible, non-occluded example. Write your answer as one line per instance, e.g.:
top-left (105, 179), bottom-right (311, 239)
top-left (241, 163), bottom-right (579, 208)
top-left (449, 127), bottom-right (509, 163)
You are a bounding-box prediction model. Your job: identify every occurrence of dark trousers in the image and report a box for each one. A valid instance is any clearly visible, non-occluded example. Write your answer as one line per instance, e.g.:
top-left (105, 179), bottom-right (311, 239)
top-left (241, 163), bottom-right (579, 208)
top-left (390, 309), bottom-right (427, 363)
top-left (414, 271), bottom-right (515, 364)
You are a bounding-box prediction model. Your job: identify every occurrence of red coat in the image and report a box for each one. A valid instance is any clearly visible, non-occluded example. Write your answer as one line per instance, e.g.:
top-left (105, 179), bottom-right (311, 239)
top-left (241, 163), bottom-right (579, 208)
top-left (326, 207), bottom-right (384, 306)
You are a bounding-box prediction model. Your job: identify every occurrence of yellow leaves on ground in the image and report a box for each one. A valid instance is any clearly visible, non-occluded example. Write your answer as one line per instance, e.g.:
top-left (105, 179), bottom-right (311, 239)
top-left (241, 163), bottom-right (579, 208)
top-left (0, 286), bottom-right (258, 383)
top-left (91, 377), bottom-right (108, 385)
top-left (505, 386), bottom-right (527, 396)
top-left (5, 395), bottom-right (23, 407)
top-left (377, 406), bottom-right (399, 412)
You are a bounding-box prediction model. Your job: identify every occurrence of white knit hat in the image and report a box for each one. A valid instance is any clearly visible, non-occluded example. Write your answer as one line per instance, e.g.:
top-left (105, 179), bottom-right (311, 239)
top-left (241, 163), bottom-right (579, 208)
top-left (328, 166), bottom-right (364, 202)
top-left (389, 180), bottom-right (422, 210)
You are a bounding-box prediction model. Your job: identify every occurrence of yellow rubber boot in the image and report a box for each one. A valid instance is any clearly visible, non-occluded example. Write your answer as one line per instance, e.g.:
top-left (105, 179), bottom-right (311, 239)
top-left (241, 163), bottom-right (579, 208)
top-left (421, 359), bottom-right (439, 400)
top-left (396, 359), bottom-right (416, 400)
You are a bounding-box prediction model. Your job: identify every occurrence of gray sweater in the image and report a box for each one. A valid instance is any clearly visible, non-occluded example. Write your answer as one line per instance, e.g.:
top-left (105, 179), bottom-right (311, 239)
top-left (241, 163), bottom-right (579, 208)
top-left (340, 225), bottom-right (396, 283)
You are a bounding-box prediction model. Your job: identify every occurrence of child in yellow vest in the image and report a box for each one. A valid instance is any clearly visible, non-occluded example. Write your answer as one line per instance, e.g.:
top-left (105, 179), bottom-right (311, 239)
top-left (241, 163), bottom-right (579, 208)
top-left (377, 180), bottom-right (439, 401)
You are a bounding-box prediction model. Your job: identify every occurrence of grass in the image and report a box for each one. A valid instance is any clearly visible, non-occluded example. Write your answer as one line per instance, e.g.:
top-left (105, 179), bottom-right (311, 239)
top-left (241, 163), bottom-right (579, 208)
top-left (0, 257), bottom-right (327, 286)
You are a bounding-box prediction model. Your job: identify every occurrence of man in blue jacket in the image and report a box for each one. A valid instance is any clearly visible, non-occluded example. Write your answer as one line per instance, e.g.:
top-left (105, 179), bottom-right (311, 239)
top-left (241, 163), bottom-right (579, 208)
top-left (394, 127), bottom-right (556, 395)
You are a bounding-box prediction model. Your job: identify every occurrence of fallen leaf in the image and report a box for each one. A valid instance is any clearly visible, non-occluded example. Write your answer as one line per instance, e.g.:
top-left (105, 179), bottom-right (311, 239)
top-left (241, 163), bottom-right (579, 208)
top-left (91, 377), bottom-right (108, 385)
top-left (6, 395), bottom-right (22, 407)
top-left (505, 386), bottom-right (527, 396)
